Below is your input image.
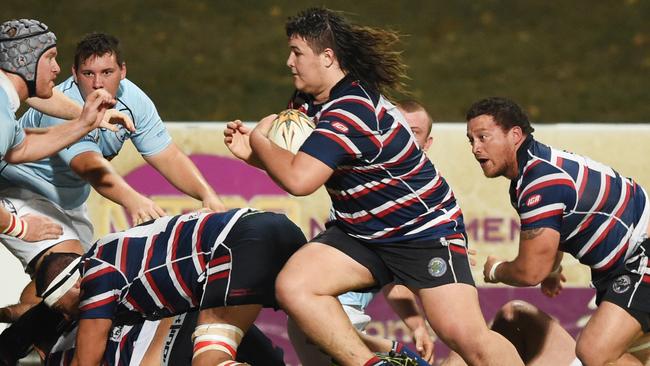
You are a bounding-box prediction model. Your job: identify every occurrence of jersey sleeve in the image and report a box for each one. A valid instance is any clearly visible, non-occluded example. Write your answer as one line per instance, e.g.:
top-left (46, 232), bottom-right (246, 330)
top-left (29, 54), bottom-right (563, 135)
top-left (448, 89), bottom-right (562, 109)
top-left (517, 166), bottom-right (576, 232)
top-left (129, 91), bottom-right (172, 156)
top-left (0, 115), bottom-right (24, 156)
top-left (79, 258), bottom-right (126, 319)
top-left (299, 100), bottom-right (377, 169)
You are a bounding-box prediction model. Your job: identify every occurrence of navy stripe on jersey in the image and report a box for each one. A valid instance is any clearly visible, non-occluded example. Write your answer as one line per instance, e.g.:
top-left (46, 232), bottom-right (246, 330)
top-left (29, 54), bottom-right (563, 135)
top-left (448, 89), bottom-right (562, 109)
top-left (297, 78), bottom-right (466, 244)
top-left (78, 209), bottom-right (243, 320)
top-left (511, 137), bottom-right (649, 277)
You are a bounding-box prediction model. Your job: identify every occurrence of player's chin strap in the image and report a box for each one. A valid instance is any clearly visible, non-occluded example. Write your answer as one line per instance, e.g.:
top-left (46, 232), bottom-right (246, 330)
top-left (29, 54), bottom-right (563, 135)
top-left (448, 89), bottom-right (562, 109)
top-left (42, 257), bottom-right (82, 307)
top-left (192, 323), bottom-right (244, 361)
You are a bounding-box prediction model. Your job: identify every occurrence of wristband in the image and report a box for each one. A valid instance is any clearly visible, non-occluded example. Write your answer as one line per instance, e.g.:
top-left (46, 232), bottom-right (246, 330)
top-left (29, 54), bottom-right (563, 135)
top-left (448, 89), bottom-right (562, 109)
top-left (1, 214), bottom-right (28, 239)
top-left (488, 261), bottom-right (504, 282)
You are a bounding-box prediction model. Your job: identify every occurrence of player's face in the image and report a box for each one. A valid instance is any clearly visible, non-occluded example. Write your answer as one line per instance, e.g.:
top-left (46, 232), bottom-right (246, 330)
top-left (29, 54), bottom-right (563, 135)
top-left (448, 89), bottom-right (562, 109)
top-left (286, 36), bottom-right (327, 101)
top-left (401, 108), bottom-right (433, 151)
top-left (34, 47), bottom-right (61, 98)
top-left (73, 52), bottom-right (125, 99)
top-left (467, 114), bottom-right (521, 179)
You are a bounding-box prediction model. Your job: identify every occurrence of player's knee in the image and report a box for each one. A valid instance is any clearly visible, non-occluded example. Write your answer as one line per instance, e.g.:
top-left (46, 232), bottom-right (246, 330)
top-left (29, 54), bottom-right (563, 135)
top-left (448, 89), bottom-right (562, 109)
top-left (575, 339), bottom-right (609, 366)
top-left (192, 323), bottom-right (244, 363)
top-left (275, 270), bottom-right (308, 311)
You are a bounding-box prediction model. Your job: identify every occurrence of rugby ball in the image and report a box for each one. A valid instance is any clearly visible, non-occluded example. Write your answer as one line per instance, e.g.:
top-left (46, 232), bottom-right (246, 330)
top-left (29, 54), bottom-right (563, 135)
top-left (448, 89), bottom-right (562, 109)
top-left (267, 109), bottom-right (315, 154)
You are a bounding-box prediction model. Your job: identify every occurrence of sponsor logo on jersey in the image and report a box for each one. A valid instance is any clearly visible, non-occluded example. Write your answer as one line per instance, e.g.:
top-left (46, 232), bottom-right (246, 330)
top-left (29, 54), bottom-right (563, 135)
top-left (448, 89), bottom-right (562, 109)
top-left (526, 194), bottom-right (542, 207)
top-left (331, 121), bottom-right (349, 133)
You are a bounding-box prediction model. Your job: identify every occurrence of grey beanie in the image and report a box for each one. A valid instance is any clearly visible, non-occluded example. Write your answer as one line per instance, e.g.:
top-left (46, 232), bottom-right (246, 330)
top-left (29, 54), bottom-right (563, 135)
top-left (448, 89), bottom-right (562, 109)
top-left (0, 19), bottom-right (57, 97)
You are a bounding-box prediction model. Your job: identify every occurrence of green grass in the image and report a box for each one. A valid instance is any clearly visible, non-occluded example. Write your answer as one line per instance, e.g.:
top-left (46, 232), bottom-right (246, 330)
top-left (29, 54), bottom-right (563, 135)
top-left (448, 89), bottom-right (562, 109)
top-left (6, 0), bottom-right (650, 122)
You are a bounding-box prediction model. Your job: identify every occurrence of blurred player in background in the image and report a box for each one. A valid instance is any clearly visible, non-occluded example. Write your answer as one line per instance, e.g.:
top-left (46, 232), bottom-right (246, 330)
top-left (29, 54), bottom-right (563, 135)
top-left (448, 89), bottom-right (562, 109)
top-left (225, 9), bottom-right (522, 364)
top-left (467, 97), bottom-right (650, 365)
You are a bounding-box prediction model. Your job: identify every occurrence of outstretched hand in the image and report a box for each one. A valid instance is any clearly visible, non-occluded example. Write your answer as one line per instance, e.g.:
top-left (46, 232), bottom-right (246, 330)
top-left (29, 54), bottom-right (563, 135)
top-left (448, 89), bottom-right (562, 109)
top-left (81, 89), bottom-right (135, 132)
top-left (224, 120), bottom-right (253, 161)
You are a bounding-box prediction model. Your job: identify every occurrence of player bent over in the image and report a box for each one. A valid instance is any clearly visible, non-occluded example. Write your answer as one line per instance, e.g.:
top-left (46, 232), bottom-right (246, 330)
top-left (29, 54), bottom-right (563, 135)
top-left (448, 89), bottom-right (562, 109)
top-left (35, 208), bottom-right (306, 366)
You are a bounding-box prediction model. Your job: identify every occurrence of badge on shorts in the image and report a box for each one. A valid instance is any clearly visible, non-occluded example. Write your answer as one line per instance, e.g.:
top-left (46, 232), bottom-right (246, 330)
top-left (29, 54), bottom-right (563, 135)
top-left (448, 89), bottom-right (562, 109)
top-left (613, 275), bottom-right (632, 294)
top-left (427, 257), bottom-right (447, 278)
top-left (110, 325), bottom-right (123, 341)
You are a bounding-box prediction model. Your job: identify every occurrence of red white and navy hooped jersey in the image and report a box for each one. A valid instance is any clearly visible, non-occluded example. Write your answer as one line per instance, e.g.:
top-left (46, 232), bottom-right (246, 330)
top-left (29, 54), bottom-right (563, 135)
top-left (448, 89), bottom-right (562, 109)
top-left (78, 209), bottom-right (245, 321)
top-left (293, 77), bottom-right (466, 244)
top-left (511, 137), bottom-right (649, 278)
top-left (46, 320), bottom-right (158, 366)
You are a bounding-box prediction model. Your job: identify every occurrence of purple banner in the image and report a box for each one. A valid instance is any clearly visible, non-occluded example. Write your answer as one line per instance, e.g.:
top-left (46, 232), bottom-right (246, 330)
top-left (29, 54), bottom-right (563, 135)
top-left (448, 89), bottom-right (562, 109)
top-left (255, 287), bottom-right (594, 366)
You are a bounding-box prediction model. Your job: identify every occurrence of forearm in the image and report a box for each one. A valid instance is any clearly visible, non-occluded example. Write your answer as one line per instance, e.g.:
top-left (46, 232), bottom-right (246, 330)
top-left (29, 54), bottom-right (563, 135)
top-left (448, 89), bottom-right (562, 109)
top-left (249, 130), bottom-right (307, 195)
top-left (493, 259), bottom-right (549, 287)
top-left (25, 89), bottom-right (82, 120)
top-left (4, 121), bottom-right (94, 163)
top-left (0, 303), bottom-right (33, 323)
top-left (150, 151), bottom-right (216, 201)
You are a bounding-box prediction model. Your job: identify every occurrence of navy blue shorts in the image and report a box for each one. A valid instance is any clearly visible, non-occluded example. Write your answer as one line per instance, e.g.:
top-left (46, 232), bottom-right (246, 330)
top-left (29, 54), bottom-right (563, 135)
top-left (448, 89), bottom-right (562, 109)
top-left (311, 224), bottom-right (475, 290)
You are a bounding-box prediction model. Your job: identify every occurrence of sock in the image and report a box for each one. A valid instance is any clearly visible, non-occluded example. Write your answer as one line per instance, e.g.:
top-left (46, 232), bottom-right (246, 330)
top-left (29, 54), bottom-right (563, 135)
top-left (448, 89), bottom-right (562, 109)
top-left (364, 355), bottom-right (385, 366)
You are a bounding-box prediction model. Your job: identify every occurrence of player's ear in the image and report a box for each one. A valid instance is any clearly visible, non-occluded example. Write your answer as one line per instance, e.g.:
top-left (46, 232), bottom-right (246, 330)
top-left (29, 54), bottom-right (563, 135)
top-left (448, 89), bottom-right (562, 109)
top-left (120, 62), bottom-right (127, 80)
top-left (322, 48), bottom-right (336, 68)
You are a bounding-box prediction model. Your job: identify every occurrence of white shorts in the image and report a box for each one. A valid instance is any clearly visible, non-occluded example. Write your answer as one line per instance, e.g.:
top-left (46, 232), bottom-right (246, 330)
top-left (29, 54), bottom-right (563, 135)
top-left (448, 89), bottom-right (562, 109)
top-left (0, 187), bottom-right (93, 272)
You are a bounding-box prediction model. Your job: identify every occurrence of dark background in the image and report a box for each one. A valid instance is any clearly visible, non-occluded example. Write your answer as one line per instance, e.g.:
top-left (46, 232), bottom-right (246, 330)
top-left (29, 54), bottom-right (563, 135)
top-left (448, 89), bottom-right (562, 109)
top-left (7, 0), bottom-right (650, 122)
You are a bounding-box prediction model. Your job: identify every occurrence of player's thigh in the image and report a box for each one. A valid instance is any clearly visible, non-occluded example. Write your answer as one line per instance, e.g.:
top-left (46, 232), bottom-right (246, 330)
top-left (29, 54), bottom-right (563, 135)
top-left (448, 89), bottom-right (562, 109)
top-left (577, 301), bottom-right (643, 362)
top-left (276, 242), bottom-right (376, 297)
top-left (416, 283), bottom-right (490, 346)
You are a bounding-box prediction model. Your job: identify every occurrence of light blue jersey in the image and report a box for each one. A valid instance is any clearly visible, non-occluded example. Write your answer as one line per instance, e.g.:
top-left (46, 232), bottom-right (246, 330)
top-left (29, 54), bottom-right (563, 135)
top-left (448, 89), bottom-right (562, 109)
top-left (0, 77), bottom-right (172, 209)
top-left (0, 85), bottom-right (25, 158)
top-left (338, 291), bottom-right (375, 310)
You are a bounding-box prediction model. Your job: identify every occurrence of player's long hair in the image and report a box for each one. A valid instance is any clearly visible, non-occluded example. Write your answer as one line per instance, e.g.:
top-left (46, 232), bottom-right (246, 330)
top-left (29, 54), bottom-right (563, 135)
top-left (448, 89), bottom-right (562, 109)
top-left (286, 7), bottom-right (408, 96)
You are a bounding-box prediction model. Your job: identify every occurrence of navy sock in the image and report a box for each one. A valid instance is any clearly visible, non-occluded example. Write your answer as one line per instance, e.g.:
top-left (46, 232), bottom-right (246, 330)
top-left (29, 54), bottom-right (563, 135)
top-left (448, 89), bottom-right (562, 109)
top-left (391, 341), bottom-right (432, 366)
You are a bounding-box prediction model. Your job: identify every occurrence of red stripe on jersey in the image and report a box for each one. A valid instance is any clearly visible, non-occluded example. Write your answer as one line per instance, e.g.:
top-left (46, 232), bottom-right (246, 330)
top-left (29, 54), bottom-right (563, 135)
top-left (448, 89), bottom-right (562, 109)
top-left (120, 237), bottom-right (129, 275)
top-left (449, 245), bottom-right (467, 255)
top-left (446, 233), bottom-right (465, 240)
top-left (325, 111), bottom-right (381, 148)
top-left (578, 165), bottom-right (589, 197)
top-left (83, 266), bottom-right (115, 284)
top-left (142, 233), bottom-right (172, 310)
top-left (596, 242), bottom-right (629, 272)
top-left (208, 270), bottom-right (230, 283)
top-left (125, 293), bottom-right (144, 313)
top-left (382, 122), bottom-right (402, 146)
top-left (195, 215), bottom-right (214, 270)
top-left (521, 209), bottom-right (564, 225)
top-left (80, 294), bottom-right (117, 312)
top-left (523, 178), bottom-right (574, 197)
top-left (517, 160), bottom-right (543, 196)
top-left (317, 130), bottom-right (357, 155)
top-left (209, 255), bottom-right (231, 267)
top-left (170, 221), bottom-right (195, 303)
top-left (384, 143), bottom-right (418, 168)
top-left (556, 157), bottom-right (564, 168)
top-left (334, 97), bottom-right (375, 113)
top-left (377, 107), bottom-right (387, 122)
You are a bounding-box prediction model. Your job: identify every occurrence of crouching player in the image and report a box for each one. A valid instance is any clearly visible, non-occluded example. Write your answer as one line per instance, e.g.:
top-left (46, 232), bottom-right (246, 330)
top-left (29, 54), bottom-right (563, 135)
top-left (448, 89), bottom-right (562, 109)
top-left (35, 208), bottom-right (306, 366)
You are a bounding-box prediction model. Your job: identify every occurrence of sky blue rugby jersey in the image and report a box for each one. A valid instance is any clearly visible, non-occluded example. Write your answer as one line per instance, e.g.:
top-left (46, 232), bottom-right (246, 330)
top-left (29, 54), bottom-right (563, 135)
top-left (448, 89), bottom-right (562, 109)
top-left (0, 86), bottom-right (25, 158)
top-left (0, 76), bottom-right (172, 209)
top-left (296, 77), bottom-right (466, 244)
top-left (511, 136), bottom-right (649, 278)
top-left (77, 209), bottom-right (242, 321)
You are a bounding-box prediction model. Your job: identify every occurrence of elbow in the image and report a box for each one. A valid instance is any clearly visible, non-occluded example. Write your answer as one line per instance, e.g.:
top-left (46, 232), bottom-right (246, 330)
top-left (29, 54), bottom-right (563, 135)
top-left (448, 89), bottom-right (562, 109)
top-left (284, 183), bottom-right (317, 196)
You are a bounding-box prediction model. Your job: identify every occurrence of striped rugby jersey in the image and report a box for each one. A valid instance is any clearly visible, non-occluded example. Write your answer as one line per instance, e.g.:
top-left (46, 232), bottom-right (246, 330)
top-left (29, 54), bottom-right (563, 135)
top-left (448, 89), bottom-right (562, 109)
top-left (511, 136), bottom-right (649, 278)
top-left (46, 321), bottom-right (157, 366)
top-left (294, 77), bottom-right (466, 244)
top-left (78, 209), bottom-right (244, 321)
